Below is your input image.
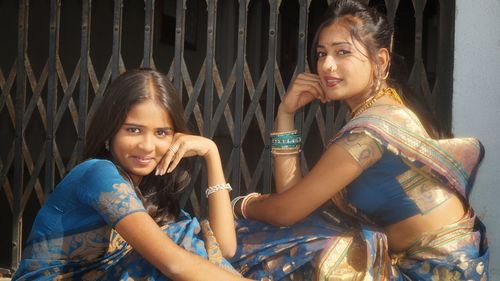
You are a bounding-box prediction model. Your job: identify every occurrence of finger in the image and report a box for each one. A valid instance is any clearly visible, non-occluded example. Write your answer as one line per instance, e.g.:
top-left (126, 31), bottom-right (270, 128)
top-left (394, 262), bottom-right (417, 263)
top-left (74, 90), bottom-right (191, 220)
top-left (296, 72), bottom-right (320, 81)
top-left (167, 142), bottom-right (186, 173)
top-left (158, 143), bottom-right (179, 175)
top-left (294, 80), bottom-right (325, 102)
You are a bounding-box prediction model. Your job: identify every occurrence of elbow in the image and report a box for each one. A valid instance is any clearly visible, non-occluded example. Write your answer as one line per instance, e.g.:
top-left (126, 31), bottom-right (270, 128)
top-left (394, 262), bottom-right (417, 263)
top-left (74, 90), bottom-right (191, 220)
top-left (220, 243), bottom-right (237, 259)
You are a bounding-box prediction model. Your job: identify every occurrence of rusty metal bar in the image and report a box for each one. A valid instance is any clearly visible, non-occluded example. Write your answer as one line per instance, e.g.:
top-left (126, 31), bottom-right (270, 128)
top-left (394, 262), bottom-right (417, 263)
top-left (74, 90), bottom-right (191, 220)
top-left (45, 0), bottom-right (61, 197)
top-left (77, 0), bottom-right (92, 162)
top-left (384, 0), bottom-right (399, 25)
top-left (12, 0), bottom-right (29, 270)
top-left (231, 0), bottom-right (249, 195)
top-left (197, 0), bottom-right (218, 214)
top-left (204, 0), bottom-right (217, 137)
top-left (293, 0), bottom-right (309, 136)
top-left (408, 0), bottom-right (424, 95)
top-left (142, 0), bottom-right (155, 68)
top-left (111, 0), bottom-right (123, 80)
top-left (263, 0), bottom-right (280, 193)
top-left (173, 0), bottom-right (186, 97)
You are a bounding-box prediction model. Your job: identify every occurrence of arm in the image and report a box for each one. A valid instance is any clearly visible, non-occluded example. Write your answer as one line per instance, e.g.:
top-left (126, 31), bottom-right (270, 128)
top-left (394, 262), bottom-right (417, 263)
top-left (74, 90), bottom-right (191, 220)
top-left (115, 212), bottom-right (249, 281)
top-left (158, 134), bottom-right (236, 258)
top-left (274, 73), bottom-right (326, 193)
top-left (243, 132), bottom-right (383, 226)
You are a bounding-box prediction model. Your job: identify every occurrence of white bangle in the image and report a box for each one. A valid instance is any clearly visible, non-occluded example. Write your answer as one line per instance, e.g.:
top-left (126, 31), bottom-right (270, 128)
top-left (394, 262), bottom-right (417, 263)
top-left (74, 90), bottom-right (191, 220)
top-left (231, 196), bottom-right (245, 219)
top-left (205, 183), bottom-right (232, 198)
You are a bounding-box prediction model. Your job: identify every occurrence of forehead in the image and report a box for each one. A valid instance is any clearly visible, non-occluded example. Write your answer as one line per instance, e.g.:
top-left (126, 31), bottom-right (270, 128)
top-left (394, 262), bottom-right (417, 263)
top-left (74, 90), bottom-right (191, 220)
top-left (317, 22), bottom-right (353, 46)
top-left (125, 99), bottom-right (173, 126)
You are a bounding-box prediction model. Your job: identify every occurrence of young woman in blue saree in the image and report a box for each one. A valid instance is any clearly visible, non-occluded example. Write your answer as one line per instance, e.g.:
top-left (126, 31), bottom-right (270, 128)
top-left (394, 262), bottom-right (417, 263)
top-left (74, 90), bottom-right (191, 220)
top-left (13, 69), bottom-right (251, 280)
top-left (230, 1), bottom-right (489, 280)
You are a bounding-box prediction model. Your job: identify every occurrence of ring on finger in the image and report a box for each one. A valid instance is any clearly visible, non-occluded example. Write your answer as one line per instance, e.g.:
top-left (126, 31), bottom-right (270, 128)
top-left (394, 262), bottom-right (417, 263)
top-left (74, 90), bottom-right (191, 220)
top-left (168, 145), bottom-right (178, 154)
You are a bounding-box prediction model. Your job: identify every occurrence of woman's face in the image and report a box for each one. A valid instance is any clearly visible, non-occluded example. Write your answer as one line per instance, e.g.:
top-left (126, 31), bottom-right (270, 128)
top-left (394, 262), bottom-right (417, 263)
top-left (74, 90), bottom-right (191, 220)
top-left (111, 99), bottom-right (174, 184)
top-left (316, 22), bottom-right (375, 109)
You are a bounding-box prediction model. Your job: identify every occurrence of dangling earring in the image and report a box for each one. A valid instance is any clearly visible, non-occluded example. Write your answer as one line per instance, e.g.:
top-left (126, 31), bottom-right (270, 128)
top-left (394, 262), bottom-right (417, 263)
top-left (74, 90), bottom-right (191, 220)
top-left (105, 140), bottom-right (110, 151)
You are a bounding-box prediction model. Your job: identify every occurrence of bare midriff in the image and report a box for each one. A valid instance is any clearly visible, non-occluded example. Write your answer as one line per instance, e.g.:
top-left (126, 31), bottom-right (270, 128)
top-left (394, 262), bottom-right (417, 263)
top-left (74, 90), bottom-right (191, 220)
top-left (384, 193), bottom-right (466, 253)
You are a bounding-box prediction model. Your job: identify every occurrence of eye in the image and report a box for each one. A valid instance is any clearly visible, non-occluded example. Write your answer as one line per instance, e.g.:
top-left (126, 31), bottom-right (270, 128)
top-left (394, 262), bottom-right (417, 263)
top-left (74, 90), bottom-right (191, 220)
top-left (156, 128), bottom-right (174, 137)
top-left (316, 51), bottom-right (327, 58)
top-left (126, 127), bottom-right (141, 134)
top-left (337, 49), bottom-right (351, 56)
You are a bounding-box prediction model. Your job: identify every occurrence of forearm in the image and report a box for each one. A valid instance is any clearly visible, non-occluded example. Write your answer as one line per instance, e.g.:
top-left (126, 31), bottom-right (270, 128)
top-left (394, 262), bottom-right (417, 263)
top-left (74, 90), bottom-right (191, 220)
top-left (116, 213), bottom-right (247, 280)
top-left (274, 105), bottom-right (303, 193)
top-left (204, 144), bottom-right (237, 257)
top-left (169, 250), bottom-right (249, 281)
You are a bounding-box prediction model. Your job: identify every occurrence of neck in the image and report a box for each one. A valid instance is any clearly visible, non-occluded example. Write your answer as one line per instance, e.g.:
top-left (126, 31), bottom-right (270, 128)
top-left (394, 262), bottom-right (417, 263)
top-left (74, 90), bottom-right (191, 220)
top-left (350, 87), bottom-right (403, 117)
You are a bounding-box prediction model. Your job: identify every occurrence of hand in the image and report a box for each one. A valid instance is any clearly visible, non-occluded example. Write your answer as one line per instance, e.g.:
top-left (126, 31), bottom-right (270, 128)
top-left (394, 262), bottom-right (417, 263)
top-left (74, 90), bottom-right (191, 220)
top-left (155, 133), bottom-right (216, 175)
top-left (280, 73), bottom-right (326, 115)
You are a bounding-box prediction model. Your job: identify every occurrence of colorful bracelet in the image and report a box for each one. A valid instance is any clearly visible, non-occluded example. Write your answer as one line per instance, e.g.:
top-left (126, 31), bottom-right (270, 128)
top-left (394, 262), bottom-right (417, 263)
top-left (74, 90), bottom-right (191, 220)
top-left (205, 183), bottom-right (232, 198)
top-left (271, 130), bottom-right (301, 155)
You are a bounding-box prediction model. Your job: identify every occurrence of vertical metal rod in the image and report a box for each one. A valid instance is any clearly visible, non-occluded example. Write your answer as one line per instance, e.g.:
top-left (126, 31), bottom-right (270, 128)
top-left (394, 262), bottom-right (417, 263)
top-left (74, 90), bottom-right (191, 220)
top-left (200, 0), bottom-right (218, 214)
top-left (173, 0), bottom-right (186, 98)
top-left (204, 0), bottom-right (217, 137)
top-left (111, 0), bottom-right (123, 80)
top-left (409, 0), bottom-right (424, 93)
top-left (12, 0), bottom-right (29, 270)
top-left (231, 0), bottom-right (249, 195)
top-left (142, 0), bottom-right (155, 68)
top-left (384, 0), bottom-right (400, 25)
top-left (77, 0), bottom-right (92, 161)
top-left (263, 0), bottom-right (279, 193)
top-left (45, 0), bottom-right (60, 198)
top-left (294, 0), bottom-right (308, 145)
top-left (432, 0), bottom-right (455, 136)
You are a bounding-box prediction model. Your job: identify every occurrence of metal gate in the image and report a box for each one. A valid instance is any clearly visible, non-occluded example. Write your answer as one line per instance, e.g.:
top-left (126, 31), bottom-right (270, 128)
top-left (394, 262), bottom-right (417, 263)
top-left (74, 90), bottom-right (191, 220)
top-left (0, 0), bottom-right (455, 272)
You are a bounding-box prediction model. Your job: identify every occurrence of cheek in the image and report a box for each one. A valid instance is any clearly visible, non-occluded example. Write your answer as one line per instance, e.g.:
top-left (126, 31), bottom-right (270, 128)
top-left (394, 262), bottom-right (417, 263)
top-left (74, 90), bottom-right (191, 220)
top-left (112, 135), bottom-right (135, 152)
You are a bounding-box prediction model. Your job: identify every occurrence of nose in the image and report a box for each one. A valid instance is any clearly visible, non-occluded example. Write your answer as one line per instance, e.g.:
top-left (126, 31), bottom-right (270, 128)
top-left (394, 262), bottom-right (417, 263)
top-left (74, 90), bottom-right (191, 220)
top-left (321, 56), bottom-right (337, 72)
top-left (138, 134), bottom-right (155, 152)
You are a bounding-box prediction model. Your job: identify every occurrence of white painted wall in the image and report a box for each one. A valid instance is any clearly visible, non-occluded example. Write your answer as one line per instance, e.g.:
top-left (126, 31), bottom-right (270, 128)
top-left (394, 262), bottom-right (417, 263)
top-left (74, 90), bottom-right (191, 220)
top-left (454, 0), bottom-right (500, 278)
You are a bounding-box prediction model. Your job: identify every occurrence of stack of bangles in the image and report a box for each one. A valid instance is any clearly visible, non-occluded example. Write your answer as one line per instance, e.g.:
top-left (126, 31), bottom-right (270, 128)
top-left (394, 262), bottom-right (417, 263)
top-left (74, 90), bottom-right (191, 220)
top-left (270, 130), bottom-right (301, 155)
top-left (231, 192), bottom-right (260, 219)
top-left (205, 183), bottom-right (232, 198)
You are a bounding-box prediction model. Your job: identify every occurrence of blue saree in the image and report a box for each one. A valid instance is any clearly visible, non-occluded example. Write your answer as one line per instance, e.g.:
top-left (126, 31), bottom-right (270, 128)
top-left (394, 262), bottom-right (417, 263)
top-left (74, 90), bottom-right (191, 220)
top-left (13, 159), bottom-right (235, 280)
top-left (230, 105), bottom-right (489, 280)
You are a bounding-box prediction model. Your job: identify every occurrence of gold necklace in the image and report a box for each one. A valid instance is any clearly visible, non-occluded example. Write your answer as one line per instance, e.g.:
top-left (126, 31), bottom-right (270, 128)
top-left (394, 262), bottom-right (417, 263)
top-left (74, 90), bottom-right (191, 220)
top-left (351, 87), bottom-right (403, 117)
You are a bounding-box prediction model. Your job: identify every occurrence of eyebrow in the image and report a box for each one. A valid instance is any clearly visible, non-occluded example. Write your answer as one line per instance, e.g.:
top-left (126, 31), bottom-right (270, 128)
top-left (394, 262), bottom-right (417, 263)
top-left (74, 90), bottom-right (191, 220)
top-left (317, 41), bottom-right (352, 48)
top-left (122, 123), bottom-right (174, 131)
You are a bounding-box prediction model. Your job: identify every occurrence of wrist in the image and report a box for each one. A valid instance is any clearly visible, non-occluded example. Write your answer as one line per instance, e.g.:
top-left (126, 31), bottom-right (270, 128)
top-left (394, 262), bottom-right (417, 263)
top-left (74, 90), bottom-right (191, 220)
top-left (276, 105), bottom-right (295, 131)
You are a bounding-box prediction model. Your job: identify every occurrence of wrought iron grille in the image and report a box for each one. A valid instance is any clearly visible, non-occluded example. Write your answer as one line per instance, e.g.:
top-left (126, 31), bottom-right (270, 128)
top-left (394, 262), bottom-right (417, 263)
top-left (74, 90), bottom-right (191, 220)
top-left (0, 0), bottom-right (455, 271)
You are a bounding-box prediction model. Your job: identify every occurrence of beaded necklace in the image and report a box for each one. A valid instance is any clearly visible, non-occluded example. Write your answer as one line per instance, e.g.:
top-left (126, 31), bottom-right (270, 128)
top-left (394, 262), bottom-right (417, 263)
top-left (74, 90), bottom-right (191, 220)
top-left (351, 87), bottom-right (403, 117)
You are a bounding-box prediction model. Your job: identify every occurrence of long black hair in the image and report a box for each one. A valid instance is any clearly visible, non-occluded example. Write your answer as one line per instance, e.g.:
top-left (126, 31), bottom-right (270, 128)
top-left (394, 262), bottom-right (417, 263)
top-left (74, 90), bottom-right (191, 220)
top-left (309, 0), bottom-right (440, 137)
top-left (85, 68), bottom-right (191, 224)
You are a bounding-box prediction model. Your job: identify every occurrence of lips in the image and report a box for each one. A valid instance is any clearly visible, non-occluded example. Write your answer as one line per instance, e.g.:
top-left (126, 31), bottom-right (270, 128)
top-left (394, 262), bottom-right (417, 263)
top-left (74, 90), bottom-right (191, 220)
top-left (131, 156), bottom-right (155, 166)
top-left (323, 76), bottom-right (342, 87)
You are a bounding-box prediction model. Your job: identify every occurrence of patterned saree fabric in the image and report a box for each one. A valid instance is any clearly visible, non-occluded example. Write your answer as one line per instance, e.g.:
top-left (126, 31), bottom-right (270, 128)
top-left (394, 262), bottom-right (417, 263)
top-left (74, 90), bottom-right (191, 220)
top-left (13, 159), bottom-right (235, 280)
top-left (230, 105), bottom-right (489, 280)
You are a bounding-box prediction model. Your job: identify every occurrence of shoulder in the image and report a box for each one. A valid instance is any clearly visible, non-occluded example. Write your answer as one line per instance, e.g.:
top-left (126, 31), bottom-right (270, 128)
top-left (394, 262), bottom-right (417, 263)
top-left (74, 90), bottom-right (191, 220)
top-left (333, 131), bottom-right (384, 169)
top-left (76, 159), bottom-right (120, 178)
top-left (70, 159), bottom-right (125, 190)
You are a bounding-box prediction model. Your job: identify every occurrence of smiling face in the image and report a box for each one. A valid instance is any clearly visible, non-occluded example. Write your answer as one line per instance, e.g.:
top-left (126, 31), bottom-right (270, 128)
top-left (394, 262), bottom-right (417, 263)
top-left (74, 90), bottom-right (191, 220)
top-left (110, 99), bottom-right (174, 185)
top-left (315, 22), bottom-right (376, 109)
